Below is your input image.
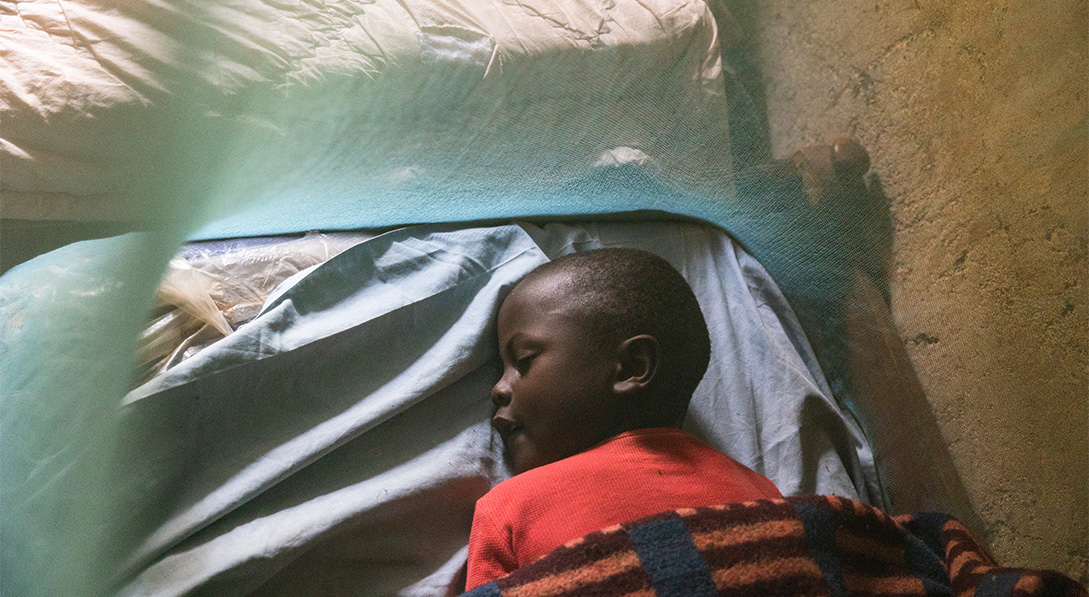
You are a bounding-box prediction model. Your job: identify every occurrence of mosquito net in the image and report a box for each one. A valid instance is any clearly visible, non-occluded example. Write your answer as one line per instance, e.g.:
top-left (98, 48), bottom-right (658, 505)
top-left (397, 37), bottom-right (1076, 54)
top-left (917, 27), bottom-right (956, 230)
top-left (1, 0), bottom-right (1085, 594)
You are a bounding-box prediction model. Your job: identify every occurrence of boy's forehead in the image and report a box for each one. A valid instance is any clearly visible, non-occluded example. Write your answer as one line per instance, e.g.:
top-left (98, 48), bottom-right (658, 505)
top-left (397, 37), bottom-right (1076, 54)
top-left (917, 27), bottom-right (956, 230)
top-left (525, 265), bottom-right (575, 287)
top-left (500, 268), bottom-right (610, 347)
top-left (501, 268), bottom-right (585, 324)
top-left (508, 269), bottom-right (572, 309)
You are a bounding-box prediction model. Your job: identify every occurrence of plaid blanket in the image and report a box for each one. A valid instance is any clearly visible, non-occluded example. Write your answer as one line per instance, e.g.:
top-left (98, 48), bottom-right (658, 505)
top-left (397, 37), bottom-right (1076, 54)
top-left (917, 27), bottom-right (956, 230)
top-left (464, 495), bottom-right (1086, 597)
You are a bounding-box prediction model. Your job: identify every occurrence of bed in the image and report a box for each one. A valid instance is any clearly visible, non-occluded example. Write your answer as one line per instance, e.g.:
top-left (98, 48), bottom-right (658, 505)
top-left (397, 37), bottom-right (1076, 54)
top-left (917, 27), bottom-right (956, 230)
top-left (2, 0), bottom-right (1079, 596)
top-left (106, 219), bottom-right (872, 595)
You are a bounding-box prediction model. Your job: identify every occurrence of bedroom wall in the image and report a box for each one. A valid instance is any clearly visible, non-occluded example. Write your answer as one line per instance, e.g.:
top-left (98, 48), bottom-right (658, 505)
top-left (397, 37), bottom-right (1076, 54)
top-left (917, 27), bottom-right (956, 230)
top-left (729, 0), bottom-right (1087, 582)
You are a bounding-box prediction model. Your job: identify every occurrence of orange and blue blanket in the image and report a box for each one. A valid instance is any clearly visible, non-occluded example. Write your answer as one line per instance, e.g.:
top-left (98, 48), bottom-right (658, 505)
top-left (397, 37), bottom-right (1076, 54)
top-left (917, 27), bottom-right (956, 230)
top-left (463, 495), bottom-right (1085, 597)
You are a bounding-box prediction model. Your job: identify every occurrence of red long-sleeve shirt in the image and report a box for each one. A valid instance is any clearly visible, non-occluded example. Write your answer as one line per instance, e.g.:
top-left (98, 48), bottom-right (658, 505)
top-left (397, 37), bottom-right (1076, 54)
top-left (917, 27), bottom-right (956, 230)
top-left (465, 427), bottom-right (782, 590)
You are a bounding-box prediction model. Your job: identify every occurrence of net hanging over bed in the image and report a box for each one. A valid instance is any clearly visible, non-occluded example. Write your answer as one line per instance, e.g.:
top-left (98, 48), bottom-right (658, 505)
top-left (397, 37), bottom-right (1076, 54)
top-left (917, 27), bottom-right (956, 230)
top-left (0, 0), bottom-right (1085, 595)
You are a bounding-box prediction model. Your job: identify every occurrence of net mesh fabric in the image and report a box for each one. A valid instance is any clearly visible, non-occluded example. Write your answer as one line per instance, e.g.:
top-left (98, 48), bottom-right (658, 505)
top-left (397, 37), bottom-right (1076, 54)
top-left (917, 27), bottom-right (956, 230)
top-left (0, 0), bottom-right (1085, 594)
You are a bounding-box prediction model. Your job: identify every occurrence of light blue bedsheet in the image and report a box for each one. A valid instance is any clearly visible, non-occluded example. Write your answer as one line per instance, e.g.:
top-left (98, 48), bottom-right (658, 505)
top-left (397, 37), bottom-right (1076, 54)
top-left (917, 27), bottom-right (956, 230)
top-left (112, 221), bottom-right (874, 595)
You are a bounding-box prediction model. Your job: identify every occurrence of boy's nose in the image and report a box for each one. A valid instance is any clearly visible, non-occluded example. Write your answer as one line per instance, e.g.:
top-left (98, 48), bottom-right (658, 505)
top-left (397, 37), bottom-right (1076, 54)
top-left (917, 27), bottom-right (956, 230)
top-left (491, 377), bottom-right (511, 407)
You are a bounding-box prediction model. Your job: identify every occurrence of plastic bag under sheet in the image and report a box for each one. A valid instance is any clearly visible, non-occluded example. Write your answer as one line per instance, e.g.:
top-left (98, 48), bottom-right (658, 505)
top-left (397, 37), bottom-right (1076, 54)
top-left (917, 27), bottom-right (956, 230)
top-left (109, 220), bottom-right (873, 595)
top-left (136, 232), bottom-right (374, 384)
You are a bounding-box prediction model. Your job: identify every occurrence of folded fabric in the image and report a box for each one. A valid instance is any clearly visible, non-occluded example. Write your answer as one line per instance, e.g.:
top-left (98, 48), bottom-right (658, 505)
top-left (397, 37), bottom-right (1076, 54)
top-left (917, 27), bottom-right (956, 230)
top-left (463, 495), bottom-right (1087, 597)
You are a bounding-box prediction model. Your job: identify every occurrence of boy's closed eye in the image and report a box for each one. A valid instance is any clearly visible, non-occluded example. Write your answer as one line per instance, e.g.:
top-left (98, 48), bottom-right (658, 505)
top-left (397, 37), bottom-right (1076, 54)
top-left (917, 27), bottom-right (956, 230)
top-left (514, 354), bottom-right (535, 375)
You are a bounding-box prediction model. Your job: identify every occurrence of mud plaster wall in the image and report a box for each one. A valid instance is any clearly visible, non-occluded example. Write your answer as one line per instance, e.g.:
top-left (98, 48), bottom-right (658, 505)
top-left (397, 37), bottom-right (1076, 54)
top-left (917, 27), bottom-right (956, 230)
top-left (732, 0), bottom-right (1088, 581)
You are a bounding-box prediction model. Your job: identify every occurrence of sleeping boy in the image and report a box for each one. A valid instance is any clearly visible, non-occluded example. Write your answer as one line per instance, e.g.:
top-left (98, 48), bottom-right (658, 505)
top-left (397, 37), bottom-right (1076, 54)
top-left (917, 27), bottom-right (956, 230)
top-left (464, 248), bottom-right (782, 591)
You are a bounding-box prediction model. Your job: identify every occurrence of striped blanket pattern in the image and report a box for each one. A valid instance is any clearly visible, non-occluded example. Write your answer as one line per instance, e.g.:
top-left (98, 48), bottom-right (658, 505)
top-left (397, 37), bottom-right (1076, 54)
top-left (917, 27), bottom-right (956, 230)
top-left (464, 495), bottom-right (1086, 597)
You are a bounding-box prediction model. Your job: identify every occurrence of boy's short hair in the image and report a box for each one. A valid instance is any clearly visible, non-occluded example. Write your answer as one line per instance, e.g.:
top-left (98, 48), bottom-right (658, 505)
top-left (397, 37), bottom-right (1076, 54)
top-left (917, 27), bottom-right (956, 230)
top-left (522, 248), bottom-right (711, 424)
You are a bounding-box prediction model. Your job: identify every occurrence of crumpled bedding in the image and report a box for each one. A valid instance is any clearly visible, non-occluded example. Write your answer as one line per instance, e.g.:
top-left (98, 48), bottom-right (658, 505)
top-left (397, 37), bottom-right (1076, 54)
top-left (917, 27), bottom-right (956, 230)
top-left (112, 220), bottom-right (876, 596)
top-left (462, 496), bottom-right (1089, 597)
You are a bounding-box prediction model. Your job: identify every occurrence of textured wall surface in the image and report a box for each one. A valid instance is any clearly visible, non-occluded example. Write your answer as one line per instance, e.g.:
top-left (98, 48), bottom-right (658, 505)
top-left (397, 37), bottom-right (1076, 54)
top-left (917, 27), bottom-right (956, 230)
top-left (734, 0), bottom-right (1087, 582)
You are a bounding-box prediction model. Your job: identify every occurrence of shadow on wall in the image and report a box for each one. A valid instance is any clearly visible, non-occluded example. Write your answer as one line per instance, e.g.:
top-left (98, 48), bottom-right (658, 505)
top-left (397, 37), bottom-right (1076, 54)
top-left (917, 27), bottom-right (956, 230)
top-left (729, 141), bottom-right (985, 538)
top-left (713, 0), bottom-right (983, 535)
top-left (713, 0), bottom-right (774, 172)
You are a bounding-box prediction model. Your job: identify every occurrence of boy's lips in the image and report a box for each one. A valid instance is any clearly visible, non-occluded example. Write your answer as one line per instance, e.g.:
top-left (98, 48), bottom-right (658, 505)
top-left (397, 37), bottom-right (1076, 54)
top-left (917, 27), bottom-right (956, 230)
top-left (491, 415), bottom-right (523, 440)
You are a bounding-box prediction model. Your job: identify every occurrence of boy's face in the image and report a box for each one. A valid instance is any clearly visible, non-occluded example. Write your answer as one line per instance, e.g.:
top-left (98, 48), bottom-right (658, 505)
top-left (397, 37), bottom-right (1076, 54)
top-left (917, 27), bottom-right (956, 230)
top-left (491, 270), bottom-right (620, 474)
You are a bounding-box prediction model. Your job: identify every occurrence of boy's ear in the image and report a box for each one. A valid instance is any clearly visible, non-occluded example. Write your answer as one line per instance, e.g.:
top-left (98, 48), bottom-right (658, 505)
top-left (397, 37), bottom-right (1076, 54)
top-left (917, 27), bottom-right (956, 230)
top-left (613, 335), bottom-right (658, 396)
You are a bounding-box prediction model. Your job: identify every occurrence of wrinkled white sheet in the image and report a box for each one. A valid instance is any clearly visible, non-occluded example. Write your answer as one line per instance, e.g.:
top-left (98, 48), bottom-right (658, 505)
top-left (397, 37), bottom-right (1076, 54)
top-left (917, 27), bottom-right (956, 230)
top-left (115, 221), bottom-right (875, 596)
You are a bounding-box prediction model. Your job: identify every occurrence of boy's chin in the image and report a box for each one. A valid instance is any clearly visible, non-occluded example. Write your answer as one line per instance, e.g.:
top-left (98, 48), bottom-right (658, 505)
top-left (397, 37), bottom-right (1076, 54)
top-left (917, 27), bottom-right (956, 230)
top-left (504, 435), bottom-right (543, 475)
top-left (504, 443), bottom-right (534, 475)
top-left (505, 440), bottom-right (572, 476)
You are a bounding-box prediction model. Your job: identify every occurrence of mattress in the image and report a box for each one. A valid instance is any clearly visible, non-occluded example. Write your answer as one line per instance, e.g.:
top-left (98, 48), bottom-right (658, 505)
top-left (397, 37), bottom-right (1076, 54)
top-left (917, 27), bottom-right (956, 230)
top-left (1, 0), bottom-right (733, 237)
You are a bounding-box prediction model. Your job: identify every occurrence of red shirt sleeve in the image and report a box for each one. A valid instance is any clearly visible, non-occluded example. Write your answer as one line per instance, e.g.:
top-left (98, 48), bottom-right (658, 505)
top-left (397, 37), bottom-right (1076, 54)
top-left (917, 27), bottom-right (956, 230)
top-left (465, 497), bottom-right (517, 591)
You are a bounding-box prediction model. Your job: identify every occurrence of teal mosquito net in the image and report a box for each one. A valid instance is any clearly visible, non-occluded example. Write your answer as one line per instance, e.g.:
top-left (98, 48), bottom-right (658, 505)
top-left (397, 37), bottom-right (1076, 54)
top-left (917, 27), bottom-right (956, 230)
top-left (1, 0), bottom-right (1085, 594)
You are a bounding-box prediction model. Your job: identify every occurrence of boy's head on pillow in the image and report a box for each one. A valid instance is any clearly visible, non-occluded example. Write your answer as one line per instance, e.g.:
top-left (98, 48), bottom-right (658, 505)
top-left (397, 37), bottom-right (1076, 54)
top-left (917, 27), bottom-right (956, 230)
top-left (491, 248), bottom-right (711, 474)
